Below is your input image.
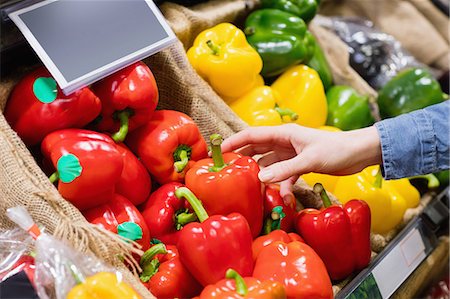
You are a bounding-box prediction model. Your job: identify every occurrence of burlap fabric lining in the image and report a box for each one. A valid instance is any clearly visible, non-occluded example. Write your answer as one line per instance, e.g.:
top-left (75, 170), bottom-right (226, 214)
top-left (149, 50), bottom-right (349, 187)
top-left (0, 0), bottom-right (436, 297)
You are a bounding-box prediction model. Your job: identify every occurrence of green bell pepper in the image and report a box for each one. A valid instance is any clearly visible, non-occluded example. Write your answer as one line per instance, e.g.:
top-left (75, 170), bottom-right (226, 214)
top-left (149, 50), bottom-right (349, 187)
top-left (326, 85), bottom-right (375, 131)
top-left (261, 0), bottom-right (320, 23)
top-left (244, 9), bottom-right (316, 78)
top-left (434, 170), bottom-right (449, 187)
top-left (307, 36), bottom-right (333, 90)
top-left (378, 68), bottom-right (448, 118)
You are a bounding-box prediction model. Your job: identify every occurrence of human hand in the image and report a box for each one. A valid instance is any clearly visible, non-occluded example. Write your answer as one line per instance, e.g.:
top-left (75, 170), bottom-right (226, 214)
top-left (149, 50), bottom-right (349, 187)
top-left (221, 124), bottom-right (382, 202)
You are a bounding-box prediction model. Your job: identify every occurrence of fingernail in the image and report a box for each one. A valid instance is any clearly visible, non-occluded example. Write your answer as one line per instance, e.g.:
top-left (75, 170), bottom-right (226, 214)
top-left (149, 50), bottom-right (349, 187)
top-left (258, 168), bottom-right (274, 182)
top-left (283, 194), bottom-right (295, 207)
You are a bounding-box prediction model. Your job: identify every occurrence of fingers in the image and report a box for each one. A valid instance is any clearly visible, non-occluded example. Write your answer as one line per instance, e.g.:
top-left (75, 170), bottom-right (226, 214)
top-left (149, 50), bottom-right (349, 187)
top-left (258, 154), bottom-right (310, 184)
top-left (257, 151), bottom-right (296, 168)
top-left (234, 144), bottom-right (274, 157)
top-left (280, 175), bottom-right (299, 207)
top-left (222, 126), bottom-right (287, 153)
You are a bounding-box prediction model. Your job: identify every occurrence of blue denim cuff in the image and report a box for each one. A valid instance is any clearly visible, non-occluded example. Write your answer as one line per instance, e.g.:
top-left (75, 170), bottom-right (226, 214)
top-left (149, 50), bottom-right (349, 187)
top-left (375, 109), bottom-right (435, 180)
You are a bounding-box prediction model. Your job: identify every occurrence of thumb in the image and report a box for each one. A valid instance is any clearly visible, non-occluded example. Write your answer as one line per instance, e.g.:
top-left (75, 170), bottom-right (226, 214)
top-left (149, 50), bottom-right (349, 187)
top-left (258, 155), bottom-right (309, 184)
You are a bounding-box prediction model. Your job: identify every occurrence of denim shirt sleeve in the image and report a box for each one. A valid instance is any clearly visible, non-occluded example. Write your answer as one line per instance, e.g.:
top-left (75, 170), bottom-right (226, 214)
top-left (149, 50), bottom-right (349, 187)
top-left (374, 101), bottom-right (449, 180)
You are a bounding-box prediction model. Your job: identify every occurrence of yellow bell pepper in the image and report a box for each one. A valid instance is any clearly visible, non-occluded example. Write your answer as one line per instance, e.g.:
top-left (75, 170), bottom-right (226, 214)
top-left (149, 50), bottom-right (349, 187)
top-left (67, 272), bottom-right (141, 299)
top-left (187, 23), bottom-right (263, 102)
top-left (384, 179), bottom-right (421, 209)
top-left (301, 126), bottom-right (341, 192)
top-left (333, 165), bottom-right (407, 234)
top-left (230, 86), bottom-right (299, 126)
top-left (271, 65), bottom-right (327, 128)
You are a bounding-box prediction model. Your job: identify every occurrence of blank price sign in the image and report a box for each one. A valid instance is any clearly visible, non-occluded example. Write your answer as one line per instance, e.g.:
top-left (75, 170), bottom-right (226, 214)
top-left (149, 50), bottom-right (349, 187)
top-left (9, 0), bottom-right (175, 94)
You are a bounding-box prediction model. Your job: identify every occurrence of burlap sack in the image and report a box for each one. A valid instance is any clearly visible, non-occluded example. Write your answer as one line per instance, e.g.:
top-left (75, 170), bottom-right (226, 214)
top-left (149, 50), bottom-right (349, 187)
top-left (320, 0), bottom-right (450, 71)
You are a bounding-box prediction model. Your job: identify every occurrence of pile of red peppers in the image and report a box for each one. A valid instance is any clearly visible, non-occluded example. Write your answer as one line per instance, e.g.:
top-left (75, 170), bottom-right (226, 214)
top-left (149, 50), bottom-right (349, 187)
top-left (5, 62), bottom-right (373, 298)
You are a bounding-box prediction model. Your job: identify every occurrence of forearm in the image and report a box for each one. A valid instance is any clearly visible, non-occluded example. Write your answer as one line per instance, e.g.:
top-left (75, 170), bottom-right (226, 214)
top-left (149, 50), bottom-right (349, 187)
top-left (375, 101), bottom-right (449, 179)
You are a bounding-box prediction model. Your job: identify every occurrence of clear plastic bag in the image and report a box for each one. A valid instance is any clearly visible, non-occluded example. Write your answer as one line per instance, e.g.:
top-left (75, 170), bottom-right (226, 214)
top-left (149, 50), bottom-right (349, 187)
top-left (314, 15), bottom-right (435, 90)
top-left (0, 228), bottom-right (34, 283)
top-left (5, 206), bottom-right (141, 299)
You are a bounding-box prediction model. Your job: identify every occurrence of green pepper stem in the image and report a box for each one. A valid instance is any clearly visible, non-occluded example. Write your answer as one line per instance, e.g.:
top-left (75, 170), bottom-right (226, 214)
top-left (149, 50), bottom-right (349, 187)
top-left (139, 243), bottom-right (167, 282)
top-left (225, 269), bottom-right (248, 296)
top-left (410, 174), bottom-right (440, 189)
top-left (275, 107), bottom-right (298, 121)
top-left (244, 27), bottom-right (255, 36)
top-left (175, 212), bottom-right (198, 230)
top-left (174, 149), bottom-right (189, 173)
top-left (112, 110), bottom-right (131, 143)
top-left (373, 167), bottom-right (383, 189)
top-left (313, 183), bottom-right (332, 208)
top-left (49, 172), bottom-right (59, 184)
top-left (206, 40), bottom-right (220, 56)
top-left (175, 187), bottom-right (209, 222)
top-left (263, 218), bottom-right (274, 235)
top-left (209, 134), bottom-right (227, 172)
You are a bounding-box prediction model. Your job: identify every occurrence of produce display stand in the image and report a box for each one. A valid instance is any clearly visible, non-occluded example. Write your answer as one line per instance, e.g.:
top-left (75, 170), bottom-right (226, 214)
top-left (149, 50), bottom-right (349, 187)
top-left (0, 0), bottom-right (449, 298)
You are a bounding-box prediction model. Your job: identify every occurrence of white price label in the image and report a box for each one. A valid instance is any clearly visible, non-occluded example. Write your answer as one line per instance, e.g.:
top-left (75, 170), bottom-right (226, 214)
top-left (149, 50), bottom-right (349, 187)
top-left (372, 228), bottom-right (426, 298)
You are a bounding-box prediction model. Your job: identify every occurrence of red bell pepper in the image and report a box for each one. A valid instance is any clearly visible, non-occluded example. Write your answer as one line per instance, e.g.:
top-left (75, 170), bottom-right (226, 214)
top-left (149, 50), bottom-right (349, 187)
top-left (252, 230), bottom-right (303, 260)
top-left (253, 241), bottom-right (333, 299)
top-left (295, 183), bottom-right (371, 280)
top-left (93, 61), bottom-right (158, 142)
top-left (185, 134), bottom-right (264, 238)
top-left (4, 67), bottom-right (101, 146)
top-left (140, 242), bottom-right (202, 298)
top-left (41, 129), bottom-right (123, 210)
top-left (263, 184), bottom-right (296, 234)
top-left (127, 110), bottom-right (208, 184)
top-left (115, 143), bottom-right (151, 206)
top-left (175, 187), bottom-right (254, 286)
top-left (194, 268), bottom-right (286, 299)
top-left (140, 182), bottom-right (195, 245)
top-left (82, 194), bottom-right (151, 251)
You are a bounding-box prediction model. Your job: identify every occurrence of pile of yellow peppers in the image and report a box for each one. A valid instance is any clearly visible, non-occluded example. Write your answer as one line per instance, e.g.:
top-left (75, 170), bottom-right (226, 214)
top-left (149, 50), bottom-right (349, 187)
top-left (187, 23), bottom-right (328, 128)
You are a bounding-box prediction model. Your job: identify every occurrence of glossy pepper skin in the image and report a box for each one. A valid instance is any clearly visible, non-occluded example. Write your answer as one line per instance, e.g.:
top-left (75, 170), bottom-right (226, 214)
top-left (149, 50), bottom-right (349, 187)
top-left (126, 110), bottom-right (208, 184)
top-left (334, 166), bottom-right (418, 234)
top-left (185, 134), bottom-right (264, 238)
top-left (66, 272), bottom-right (140, 299)
top-left (253, 241), bottom-right (333, 299)
top-left (296, 183), bottom-right (371, 280)
top-left (244, 9), bottom-right (315, 78)
top-left (187, 23), bottom-right (263, 102)
top-left (41, 129), bottom-right (123, 211)
top-left (261, 0), bottom-right (320, 23)
top-left (263, 184), bottom-right (296, 233)
top-left (194, 268), bottom-right (286, 299)
top-left (115, 144), bottom-right (151, 206)
top-left (93, 61), bottom-right (159, 142)
top-left (326, 85), bottom-right (375, 131)
top-left (378, 68), bottom-right (448, 119)
top-left (140, 182), bottom-right (194, 245)
top-left (306, 37), bottom-right (333, 90)
top-left (271, 65), bottom-right (327, 128)
top-left (252, 230), bottom-right (304, 260)
top-left (230, 86), bottom-right (299, 126)
top-left (176, 187), bottom-right (254, 286)
top-left (82, 194), bottom-right (151, 251)
top-left (140, 243), bottom-right (202, 298)
top-left (5, 67), bottom-right (101, 146)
